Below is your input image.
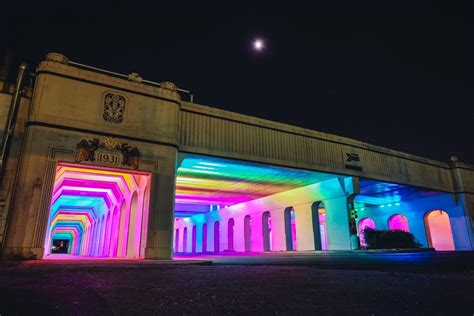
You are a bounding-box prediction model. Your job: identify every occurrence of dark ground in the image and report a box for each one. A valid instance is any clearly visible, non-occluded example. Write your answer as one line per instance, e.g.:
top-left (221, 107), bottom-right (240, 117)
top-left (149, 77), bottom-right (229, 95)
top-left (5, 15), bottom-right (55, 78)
top-left (1, 252), bottom-right (473, 315)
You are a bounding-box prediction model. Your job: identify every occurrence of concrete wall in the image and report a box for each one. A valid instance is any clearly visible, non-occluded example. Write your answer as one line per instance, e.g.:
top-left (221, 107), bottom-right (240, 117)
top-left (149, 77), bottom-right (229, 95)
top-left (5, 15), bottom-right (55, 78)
top-left (178, 102), bottom-right (474, 197)
top-left (0, 87), bottom-right (31, 247)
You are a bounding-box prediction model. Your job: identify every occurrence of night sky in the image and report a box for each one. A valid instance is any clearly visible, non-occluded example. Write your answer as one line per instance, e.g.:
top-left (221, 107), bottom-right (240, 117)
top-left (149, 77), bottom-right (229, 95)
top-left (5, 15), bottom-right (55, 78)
top-left (2, 1), bottom-right (473, 164)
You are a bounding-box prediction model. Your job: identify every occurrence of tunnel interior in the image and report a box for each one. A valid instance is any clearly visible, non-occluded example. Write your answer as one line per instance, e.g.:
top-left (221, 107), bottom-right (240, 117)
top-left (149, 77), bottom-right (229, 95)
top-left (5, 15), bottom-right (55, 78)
top-left (44, 163), bottom-right (151, 259)
top-left (173, 155), bottom-right (337, 254)
top-left (174, 155), bottom-right (459, 255)
top-left (354, 179), bottom-right (456, 250)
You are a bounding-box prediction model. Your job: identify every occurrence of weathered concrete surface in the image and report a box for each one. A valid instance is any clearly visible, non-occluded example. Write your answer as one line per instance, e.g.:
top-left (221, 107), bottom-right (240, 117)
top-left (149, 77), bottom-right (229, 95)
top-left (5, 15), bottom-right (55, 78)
top-left (0, 254), bottom-right (473, 315)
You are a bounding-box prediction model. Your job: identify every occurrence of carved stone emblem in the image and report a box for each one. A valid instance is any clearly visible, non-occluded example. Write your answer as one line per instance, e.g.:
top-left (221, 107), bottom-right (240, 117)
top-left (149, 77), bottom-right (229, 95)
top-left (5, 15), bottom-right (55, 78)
top-left (75, 137), bottom-right (140, 169)
top-left (103, 93), bottom-right (126, 124)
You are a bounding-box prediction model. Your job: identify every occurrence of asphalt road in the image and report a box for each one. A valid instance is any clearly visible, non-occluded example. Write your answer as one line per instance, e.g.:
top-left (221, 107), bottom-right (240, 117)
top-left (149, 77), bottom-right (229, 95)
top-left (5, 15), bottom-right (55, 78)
top-left (175, 250), bottom-right (474, 272)
top-left (0, 252), bottom-right (473, 315)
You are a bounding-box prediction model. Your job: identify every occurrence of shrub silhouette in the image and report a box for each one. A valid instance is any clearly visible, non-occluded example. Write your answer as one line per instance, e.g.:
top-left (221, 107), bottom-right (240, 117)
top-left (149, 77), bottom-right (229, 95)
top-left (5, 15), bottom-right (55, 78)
top-left (363, 227), bottom-right (421, 249)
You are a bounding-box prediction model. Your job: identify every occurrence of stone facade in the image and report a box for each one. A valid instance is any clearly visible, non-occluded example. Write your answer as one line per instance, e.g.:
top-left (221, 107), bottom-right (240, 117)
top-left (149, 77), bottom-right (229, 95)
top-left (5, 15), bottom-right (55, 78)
top-left (0, 53), bottom-right (473, 259)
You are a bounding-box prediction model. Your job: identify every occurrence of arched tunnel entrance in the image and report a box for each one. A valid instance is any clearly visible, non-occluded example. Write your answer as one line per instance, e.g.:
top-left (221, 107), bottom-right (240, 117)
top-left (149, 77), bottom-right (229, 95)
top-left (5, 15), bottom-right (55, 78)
top-left (44, 163), bottom-right (151, 259)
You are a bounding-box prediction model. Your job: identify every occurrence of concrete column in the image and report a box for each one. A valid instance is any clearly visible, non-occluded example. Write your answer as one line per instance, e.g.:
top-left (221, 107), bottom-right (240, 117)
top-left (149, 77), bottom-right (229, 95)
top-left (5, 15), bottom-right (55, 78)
top-left (177, 226), bottom-right (184, 252)
top-left (185, 224), bottom-right (193, 252)
top-left (324, 196), bottom-right (351, 250)
top-left (206, 220), bottom-right (215, 253)
top-left (234, 216), bottom-right (245, 252)
top-left (270, 208), bottom-right (286, 251)
top-left (405, 212), bottom-right (429, 248)
top-left (251, 213), bottom-right (264, 252)
top-left (196, 223), bottom-right (203, 253)
top-left (145, 154), bottom-right (177, 259)
top-left (450, 216), bottom-right (471, 250)
top-left (293, 203), bottom-right (315, 251)
top-left (219, 218), bottom-right (228, 252)
top-left (455, 194), bottom-right (474, 250)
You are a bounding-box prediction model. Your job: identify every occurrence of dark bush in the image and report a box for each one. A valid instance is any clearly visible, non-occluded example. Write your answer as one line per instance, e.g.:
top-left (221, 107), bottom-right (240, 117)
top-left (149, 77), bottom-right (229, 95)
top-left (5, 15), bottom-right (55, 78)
top-left (363, 227), bottom-right (421, 249)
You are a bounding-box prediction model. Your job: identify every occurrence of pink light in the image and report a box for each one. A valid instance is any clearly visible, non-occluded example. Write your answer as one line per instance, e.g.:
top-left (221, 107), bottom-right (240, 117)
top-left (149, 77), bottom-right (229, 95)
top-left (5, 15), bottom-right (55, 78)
top-left (388, 214), bottom-right (410, 232)
top-left (358, 218), bottom-right (375, 247)
top-left (425, 210), bottom-right (455, 251)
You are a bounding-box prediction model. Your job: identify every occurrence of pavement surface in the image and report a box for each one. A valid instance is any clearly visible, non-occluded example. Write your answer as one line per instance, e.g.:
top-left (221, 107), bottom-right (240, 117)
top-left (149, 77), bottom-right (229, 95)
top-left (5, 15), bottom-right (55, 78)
top-left (0, 251), bottom-right (473, 315)
top-left (175, 250), bottom-right (474, 272)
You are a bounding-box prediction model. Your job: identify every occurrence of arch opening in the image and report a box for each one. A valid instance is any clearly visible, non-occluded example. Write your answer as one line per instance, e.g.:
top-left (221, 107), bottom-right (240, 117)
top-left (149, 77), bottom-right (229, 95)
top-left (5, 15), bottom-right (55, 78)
top-left (214, 221), bottom-right (220, 252)
top-left (284, 207), bottom-right (296, 251)
top-left (227, 218), bottom-right (235, 252)
top-left (183, 227), bottom-right (188, 253)
top-left (44, 163), bottom-right (151, 259)
top-left (358, 217), bottom-right (376, 248)
top-left (425, 210), bottom-right (455, 251)
top-left (202, 223), bottom-right (208, 253)
top-left (174, 228), bottom-right (180, 252)
top-left (192, 225), bottom-right (197, 253)
top-left (388, 214), bottom-right (410, 232)
top-left (311, 202), bottom-right (328, 251)
top-left (262, 211), bottom-right (272, 251)
top-left (244, 215), bottom-right (252, 252)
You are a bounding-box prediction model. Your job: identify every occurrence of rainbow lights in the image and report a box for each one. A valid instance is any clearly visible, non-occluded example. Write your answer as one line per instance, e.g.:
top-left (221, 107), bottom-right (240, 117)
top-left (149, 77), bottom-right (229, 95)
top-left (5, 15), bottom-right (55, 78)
top-left (44, 164), bottom-right (150, 258)
top-left (174, 155), bottom-right (458, 254)
top-left (175, 155), bottom-right (334, 216)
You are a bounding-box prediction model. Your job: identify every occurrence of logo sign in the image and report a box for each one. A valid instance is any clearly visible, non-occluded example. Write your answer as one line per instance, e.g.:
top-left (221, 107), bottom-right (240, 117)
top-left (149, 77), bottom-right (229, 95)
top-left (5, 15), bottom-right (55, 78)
top-left (346, 153), bottom-right (360, 162)
top-left (343, 150), bottom-right (362, 171)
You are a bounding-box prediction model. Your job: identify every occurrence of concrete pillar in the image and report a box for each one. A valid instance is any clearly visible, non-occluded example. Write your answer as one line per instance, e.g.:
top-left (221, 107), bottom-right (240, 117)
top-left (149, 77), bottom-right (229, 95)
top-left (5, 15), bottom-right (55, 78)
top-left (251, 213), bottom-right (264, 252)
top-left (180, 226), bottom-right (185, 253)
top-left (372, 215), bottom-right (388, 231)
top-left (405, 212), bottom-right (429, 248)
top-left (270, 208), bottom-right (286, 251)
top-left (234, 217), bottom-right (245, 252)
top-left (454, 194), bottom-right (474, 250)
top-left (293, 203), bottom-right (315, 251)
top-left (324, 196), bottom-right (351, 250)
top-left (219, 218), bottom-right (228, 252)
top-left (206, 220), bottom-right (215, 253)
top-left (145, 158), bottom-right (177, 259)
top-left (196, 223), bottom-right (203, 253)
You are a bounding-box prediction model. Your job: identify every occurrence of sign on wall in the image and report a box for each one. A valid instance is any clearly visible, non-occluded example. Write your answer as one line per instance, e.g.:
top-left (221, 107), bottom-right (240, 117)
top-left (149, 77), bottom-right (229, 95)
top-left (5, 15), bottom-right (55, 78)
top-left (75, 137), bottom-right (139, 169)
top-left (342, 149), bottom-right (362, 172)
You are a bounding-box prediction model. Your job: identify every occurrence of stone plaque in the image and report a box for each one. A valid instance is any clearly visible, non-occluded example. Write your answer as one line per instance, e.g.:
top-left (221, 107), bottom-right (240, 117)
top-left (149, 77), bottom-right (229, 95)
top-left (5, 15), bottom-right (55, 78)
top-left (75, 137), bottom-right (139, 169)
top-left (95, 149), bottom-right (123, 166)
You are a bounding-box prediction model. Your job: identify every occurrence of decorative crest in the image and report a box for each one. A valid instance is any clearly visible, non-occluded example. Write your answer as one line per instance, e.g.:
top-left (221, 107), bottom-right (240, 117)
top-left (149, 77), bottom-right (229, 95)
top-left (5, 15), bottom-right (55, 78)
top-left (75, 137), bottom-right (139, 169)
top-left (103, 93), bottom-right (126, 124)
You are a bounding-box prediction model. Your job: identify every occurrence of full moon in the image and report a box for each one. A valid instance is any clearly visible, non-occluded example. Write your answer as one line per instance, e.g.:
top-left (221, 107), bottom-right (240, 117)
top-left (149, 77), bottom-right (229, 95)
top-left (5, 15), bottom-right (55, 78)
top-left (253, 39), bottom-right (264, 51)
